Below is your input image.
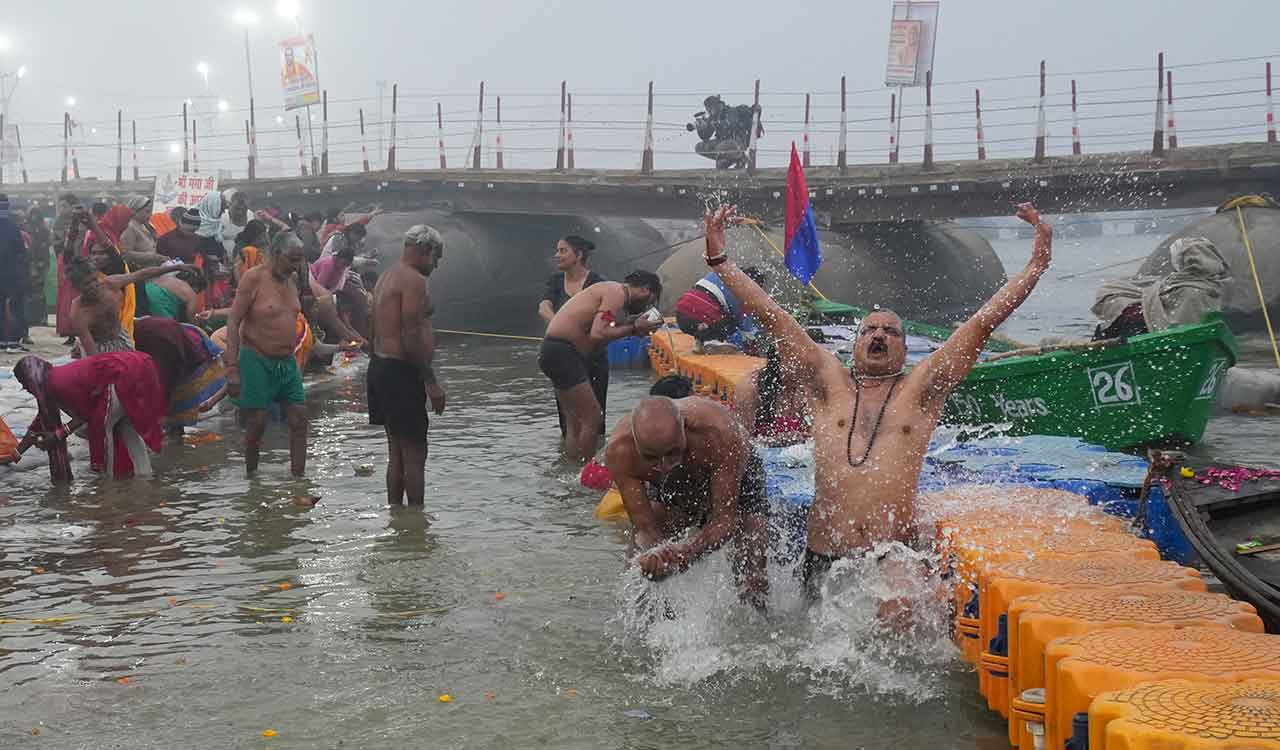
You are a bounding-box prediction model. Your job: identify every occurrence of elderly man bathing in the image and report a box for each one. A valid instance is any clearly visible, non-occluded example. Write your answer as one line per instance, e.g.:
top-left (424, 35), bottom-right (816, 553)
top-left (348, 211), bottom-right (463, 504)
top-left (705, 203), bottom-right (1052, 612)
top-left (368, 225), bottom-right (447, 506)
top-left (223, 231), bottom-right (311, 476)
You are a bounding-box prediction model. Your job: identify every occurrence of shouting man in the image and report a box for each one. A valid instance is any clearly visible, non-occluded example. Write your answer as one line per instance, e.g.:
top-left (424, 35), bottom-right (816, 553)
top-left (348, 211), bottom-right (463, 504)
top-left (706, 203), bottom-right (1052, 608)
top-left (606, 395), bottom-right (769, 608)
top-left (368, 225), bottom-right (447, 506)
top-left (224, 231), bottom-right (310, 476)
top-left (539, 271), bottom-right (663, 462)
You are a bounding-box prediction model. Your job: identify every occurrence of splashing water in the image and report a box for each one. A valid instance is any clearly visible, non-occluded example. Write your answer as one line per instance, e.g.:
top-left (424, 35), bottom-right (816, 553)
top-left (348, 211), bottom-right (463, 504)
top-left (614, 538), bottom-right (955, 703)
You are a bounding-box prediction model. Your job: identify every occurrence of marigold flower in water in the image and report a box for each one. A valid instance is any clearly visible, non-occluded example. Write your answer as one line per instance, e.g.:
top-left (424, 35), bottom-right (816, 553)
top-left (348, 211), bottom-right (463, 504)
top-left (494, 592), bottom-right (506, 601)
top-left (1180, 467), bottom-right (1195, 478)
top-left (281, 616), bottom-right (293, 623)
top-left (438, 694), bottom-right (452, 703)
top-left (261, 729), bottom-right (278, 738)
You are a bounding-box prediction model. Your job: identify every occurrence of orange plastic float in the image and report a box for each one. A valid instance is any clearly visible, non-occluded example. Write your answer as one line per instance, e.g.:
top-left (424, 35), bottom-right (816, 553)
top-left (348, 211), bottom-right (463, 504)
top-left (648, 328), bottom-right (763, 402)
top-left (1089, 679), bottom-right (1280, 750)
top-left (978, 558), bottom-right (1204, 718)
top-left (1043, 627), bottom-right (1280, 750)
top-left (1005, 589), bottom-right (1263, 748)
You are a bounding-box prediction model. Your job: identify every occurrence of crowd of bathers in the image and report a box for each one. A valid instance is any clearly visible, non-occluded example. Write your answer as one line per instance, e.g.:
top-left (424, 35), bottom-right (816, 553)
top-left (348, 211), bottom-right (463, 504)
top-left (0, 188), bottom-right (389, 479)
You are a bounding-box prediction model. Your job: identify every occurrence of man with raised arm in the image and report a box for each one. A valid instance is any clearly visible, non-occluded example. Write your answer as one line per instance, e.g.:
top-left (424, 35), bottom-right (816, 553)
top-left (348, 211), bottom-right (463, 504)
top-left (368, 225), bottom-right (447, 507)
top-left (605, 395), bottom-right (769, 609)
top-left (540, 271), bottom-right (664, 463)
top-left (704, 203), bottom-right (1052, 604)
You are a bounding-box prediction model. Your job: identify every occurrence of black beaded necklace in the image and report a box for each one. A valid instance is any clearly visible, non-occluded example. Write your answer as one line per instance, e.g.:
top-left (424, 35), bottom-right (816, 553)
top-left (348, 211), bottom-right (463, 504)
top-left (846, 371), bottom-right (903, 467)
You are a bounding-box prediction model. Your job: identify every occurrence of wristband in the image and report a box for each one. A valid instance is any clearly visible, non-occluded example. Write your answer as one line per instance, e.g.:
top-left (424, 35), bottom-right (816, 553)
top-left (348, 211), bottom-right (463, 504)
top-left (705, 253), bottom-right (728, 267)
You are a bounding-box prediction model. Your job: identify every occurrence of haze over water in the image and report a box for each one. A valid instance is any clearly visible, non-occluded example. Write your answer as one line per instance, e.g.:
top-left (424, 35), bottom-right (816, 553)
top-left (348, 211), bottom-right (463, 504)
top-left (0, 228), bottom-right (1273, 748)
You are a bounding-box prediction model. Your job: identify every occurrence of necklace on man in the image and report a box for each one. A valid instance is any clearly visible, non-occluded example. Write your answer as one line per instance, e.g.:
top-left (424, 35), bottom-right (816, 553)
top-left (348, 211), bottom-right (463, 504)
top-left (846, 371), bottom-right (903, 467)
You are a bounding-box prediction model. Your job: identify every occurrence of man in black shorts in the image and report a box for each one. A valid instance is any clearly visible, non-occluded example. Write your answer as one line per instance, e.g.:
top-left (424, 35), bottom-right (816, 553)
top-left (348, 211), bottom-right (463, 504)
top-left (539, 272), bottom-right (662, 463)
top-left (368, 225), bottom-right (447, 506)
top-left (605, 395), bottom-right (769, 609)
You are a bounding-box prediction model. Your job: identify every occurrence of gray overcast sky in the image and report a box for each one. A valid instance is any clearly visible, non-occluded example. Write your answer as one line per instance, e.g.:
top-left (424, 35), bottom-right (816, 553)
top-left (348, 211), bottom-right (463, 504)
top-left (2, 1), bottom-right (1277, 178)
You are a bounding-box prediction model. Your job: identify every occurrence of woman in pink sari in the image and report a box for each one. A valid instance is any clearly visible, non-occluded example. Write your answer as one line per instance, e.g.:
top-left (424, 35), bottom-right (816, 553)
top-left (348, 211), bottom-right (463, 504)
top-left (14, 352), bottom-right (166, 480)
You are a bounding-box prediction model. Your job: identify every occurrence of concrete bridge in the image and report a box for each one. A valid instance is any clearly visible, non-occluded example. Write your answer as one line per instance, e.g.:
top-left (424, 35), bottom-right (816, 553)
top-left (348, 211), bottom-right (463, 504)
top-left (3, 142), bottom-right (1277, 224)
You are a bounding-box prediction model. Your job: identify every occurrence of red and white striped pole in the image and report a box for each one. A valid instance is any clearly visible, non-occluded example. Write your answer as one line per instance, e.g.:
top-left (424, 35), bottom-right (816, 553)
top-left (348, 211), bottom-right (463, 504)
top-left (192, 119), bottom-right (199, 174)
top-left (556, 81), bottom-right (567, 171)
top-left (61, 113), bottom-right (68, 184)
top-left (888, 92), bottom-right (897, 163)
top-left (975, 88), bottom-right (987, 160)
top-left (1153, 53), bottom-right (1166, 157)
top-left (472, 81), bottom-right (485, 170)
top-left (359, 108), bottom-right (370, 172)
top-left (641, 81), bottom-right (655, 174)
top-left (1071, 79), bottom-right (1082, 155)
top-left (747, 78), bottom-right (761, 172)
top-left (1268, 62), bottom-right (1277, 144)
top-left (437, 102), bottom-right (447, 169)
top-left (296, 115), bottom-right (307, 175)
top-left (17, 124), bottom-right (29, 183)
top-left (567, 92), bottom-right (575, 170)
top-left (1034, 60), bottom-right (1047, 162)
top-left (495, 96), bottom-right (505, 169)
top-left (321, 90), bottom-right (330, 175)
top-left (837, 75), bottom-right (848, 172)
top-left (115, 110), bottom-right (122, 184)
top-left (1166, 71), bottom-right (1178, 150)
top-left (802, 93), bottom-right (812, 168)
top-left (923, 69), bottom-right (934, 169)
top-left (387, 83), bottom-right (398, 172)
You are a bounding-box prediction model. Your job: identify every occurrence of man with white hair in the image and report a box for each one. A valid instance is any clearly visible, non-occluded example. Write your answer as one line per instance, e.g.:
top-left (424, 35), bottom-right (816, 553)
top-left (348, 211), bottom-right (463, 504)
top-left (368, 224), bottom-right (447, 506)
top-left (224, 230), bottom-right (310, 476)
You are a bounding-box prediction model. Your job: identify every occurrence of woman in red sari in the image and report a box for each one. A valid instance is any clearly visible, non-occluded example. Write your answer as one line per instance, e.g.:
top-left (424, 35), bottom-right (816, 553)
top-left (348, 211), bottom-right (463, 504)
top-left (14, 352), bottom-right (166, 480)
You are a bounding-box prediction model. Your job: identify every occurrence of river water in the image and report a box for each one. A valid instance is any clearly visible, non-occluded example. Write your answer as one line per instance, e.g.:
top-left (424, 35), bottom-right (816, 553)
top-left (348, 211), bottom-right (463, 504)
top-left (2, 229), bottom-right (1276, 748)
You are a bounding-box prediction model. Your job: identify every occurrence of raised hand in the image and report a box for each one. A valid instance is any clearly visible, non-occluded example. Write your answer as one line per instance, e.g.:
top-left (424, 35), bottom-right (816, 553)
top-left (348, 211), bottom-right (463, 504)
top-left (703, 204), bottom-right (738, 262)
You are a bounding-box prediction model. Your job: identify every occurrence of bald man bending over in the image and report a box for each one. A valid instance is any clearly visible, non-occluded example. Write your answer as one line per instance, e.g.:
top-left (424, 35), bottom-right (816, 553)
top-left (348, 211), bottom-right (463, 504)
top-left (706, 203), bottom-right (1052, 610)
top-left (605, 396), bottom-right (769, 608)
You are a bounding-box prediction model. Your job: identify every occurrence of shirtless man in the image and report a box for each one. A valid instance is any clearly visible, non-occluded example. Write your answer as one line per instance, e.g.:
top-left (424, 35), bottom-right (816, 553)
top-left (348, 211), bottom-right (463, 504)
top-left (540, 271), bottom-right (664, 462)
top-left (224, 231), bottom-right (310, 476)
top-left (606, 396), bottom-right (769, 608)
top-left (67, 250), bottom-right (197, 355)
top-left (705, 203), bottom-right (1052, 606)
top-left (367, 225), bottom-right (447, 506)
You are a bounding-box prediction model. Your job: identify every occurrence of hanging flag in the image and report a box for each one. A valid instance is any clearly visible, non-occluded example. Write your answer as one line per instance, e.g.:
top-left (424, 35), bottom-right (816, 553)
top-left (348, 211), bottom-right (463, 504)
top-left (784, 142), bottom-right (822, 284)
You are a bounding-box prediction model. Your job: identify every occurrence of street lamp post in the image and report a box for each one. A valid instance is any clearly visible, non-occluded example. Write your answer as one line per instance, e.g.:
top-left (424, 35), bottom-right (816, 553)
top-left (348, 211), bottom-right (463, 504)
top-left (234, 9), bottom-right (259, 179)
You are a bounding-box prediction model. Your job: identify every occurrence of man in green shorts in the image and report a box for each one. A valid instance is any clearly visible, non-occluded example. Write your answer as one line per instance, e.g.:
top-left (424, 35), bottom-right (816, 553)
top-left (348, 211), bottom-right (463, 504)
top-left (223, 232), bottom-right (309, 476)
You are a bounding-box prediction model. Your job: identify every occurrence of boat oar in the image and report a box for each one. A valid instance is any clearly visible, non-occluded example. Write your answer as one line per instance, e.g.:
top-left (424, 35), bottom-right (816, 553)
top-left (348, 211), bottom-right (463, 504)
top-left (1235, 206), bottom-right (1280, 368)
top-left (984, 337), bottom-right (1124, 362)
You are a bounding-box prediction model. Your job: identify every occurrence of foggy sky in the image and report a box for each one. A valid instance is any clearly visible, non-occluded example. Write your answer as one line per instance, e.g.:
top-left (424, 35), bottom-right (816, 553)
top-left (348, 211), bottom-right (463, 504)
top-left (1, 1), bottom-right (1276, 179)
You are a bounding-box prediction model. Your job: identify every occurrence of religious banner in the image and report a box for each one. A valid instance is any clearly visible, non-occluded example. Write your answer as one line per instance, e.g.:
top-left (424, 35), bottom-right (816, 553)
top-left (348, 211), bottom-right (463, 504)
top-left (152, 171), bottom-right (219, 218)
top-left (280, 35), bottom-right (321, 111)
top-left (885, 1), bottom-right (940, 87)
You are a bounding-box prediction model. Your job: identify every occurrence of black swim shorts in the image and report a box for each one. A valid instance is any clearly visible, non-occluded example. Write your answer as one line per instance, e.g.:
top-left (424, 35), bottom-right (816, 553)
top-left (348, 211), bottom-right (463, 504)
top-left (538, 336), bottom-right (590, 390)
top-left (800, 542), bottom-right (936, 601)
top-left (367, 355), bottom-right (429, 442)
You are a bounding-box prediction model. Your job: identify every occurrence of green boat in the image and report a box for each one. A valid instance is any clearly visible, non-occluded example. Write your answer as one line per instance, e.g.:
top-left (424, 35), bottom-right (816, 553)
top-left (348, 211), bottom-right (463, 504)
top-left (805, 301), bottom-right (1238, 451)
